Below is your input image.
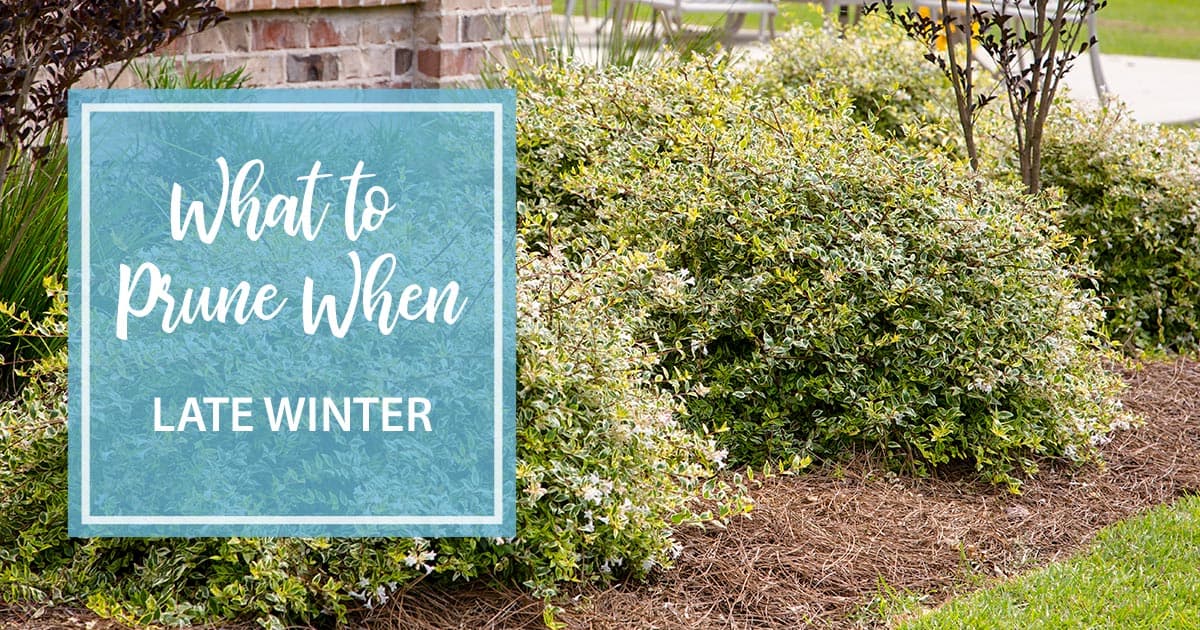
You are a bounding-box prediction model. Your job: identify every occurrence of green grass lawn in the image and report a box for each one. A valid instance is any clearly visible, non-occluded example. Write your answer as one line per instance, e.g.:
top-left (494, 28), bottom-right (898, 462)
top-left (900, 495), bottom-right (1200, 629)
top-left (1098, 0), bottom-right (1200, 61)
top-left (556, 0), bottom-right (1200, 60)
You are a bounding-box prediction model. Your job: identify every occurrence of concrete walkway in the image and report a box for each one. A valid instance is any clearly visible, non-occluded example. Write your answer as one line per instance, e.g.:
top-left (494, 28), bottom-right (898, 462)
top-left (1061, 54), bottom-right (1200, 125)
top-left (555, 15), bottom-right (1200, 125)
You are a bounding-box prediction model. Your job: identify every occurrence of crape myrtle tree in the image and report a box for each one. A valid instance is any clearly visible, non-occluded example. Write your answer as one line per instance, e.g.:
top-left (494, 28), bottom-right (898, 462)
top-left (0, 0), bottom-right (225, 187)
top-left (871, 0), bottom-right (1107, 193)
top-left (0, 1), bottom-right (223, 396)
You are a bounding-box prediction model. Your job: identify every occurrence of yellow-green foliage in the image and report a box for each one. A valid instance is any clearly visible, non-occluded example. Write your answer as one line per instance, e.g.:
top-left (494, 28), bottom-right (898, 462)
top-left (752, 16), bottom-right (958, 152)
top-left (1042, 106), bottom-right (1200, 352)
top-left (514, 58), bottom-right (1128, 483)
top-left (0, 253), bottom-right (743, 627)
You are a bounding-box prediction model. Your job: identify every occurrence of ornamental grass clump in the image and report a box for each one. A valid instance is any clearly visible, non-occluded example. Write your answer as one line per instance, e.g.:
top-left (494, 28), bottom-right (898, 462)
top-left (513, 59), bottom-right (1128, 485)
top-left (0, 135), bottom-right (67, 397)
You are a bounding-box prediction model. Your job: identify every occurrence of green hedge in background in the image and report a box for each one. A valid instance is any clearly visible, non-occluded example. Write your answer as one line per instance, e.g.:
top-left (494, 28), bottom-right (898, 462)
top-left (1042, 107), bottom-right (1200, 352)
top-left (752, 18), bottom-right (957, 152)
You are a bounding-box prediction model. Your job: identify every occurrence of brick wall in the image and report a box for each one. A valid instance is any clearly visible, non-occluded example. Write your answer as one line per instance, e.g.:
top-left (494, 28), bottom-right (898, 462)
top-left (80, 0), bottom-right (549, 89)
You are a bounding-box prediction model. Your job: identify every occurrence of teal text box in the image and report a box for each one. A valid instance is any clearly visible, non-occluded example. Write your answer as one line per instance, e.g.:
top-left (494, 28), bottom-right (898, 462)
top-left (68, 89), bottom-right (515, 537)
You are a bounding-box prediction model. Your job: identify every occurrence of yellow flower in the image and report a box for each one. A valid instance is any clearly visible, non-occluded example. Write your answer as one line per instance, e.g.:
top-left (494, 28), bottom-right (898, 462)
top-left (918, 5), bottom-right (981, 51)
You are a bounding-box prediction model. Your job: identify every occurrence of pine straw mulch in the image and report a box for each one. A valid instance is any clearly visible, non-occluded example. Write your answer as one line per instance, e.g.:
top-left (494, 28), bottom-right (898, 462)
top-left (4, 358), bottom-right (1199, 630)
top-left (372, 357), bottom-right (1200, 629)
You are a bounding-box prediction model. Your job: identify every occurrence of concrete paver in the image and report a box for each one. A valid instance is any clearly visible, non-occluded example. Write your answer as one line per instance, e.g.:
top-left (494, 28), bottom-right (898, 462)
top-left (1061, 53), bottom-right (1200, 124)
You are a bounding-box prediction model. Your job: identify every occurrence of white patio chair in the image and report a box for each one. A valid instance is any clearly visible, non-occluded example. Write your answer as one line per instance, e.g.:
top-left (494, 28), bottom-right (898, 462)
top-left (908, 0), bottom-right (1109, 99)
top-left (638, 0), bottom-right (779, 42)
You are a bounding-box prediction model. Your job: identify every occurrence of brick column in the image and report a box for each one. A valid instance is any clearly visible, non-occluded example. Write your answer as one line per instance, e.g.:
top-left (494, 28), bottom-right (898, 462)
top-left (413, 0), bottom-right (550, 86)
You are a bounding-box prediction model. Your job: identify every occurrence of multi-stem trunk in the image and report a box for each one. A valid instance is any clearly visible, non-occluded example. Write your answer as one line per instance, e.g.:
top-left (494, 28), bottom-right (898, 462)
top-left (944, 0), bottom-right (980, 173)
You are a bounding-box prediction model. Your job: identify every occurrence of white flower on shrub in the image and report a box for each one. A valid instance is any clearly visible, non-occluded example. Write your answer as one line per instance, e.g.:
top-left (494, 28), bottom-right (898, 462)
top-left (580, 473), bottom-right (613, 504)
top-left (708, 443), bottom-right (729, 469)
top-left (581, 485), bottom-right (604, 504)
top-left (525, 480), bottom-right (548, 500)
top-left (969, 377), bottom-right (994, 394)
top-left (405, 540), bottom-right (439, 573)
top-left (349, 580), bottom-right (396, 609)
top-left (403, 548), bottom-right (437, 574)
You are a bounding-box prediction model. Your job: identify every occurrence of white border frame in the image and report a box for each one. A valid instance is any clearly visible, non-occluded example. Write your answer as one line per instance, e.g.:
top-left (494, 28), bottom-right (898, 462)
top-left (79, 101), bottom-right (506, 527)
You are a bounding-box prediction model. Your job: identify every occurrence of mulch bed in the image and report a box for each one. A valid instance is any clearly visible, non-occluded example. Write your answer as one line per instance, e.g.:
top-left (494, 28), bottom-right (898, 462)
top-left (5, 359), bottom-right (1200, 629)
top-left (378, 358), bottom-right (1200, 629)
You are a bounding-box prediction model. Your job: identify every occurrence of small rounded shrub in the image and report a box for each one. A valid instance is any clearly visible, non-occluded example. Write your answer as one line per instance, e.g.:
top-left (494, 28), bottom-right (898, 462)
top-left (1041, 105), bottom-right (1200, 352)
top-left (514, 59), bottom-right (1128, 483)
top-left (751, 16), bottom-right (957, 151)
top-left (0, 251), bottom-right (743, 626)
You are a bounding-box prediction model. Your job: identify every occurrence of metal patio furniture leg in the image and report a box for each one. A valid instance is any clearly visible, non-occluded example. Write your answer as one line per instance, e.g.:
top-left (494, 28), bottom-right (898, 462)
top-left (1086, 9), bottom-right (1110, 102)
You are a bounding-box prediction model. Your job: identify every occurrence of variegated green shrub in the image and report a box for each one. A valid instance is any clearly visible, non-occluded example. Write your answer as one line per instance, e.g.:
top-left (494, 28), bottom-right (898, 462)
top-left (0, 246), bottom-right (743, 627)
top-left (750, 14), bottom-right (1200, 355)
top-left (514, 58), bottom-right (1128, 484)
top-left (1042, 106), bottom-right (1200, 352)
top-left (750, 15), bottom-right (958, 153)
